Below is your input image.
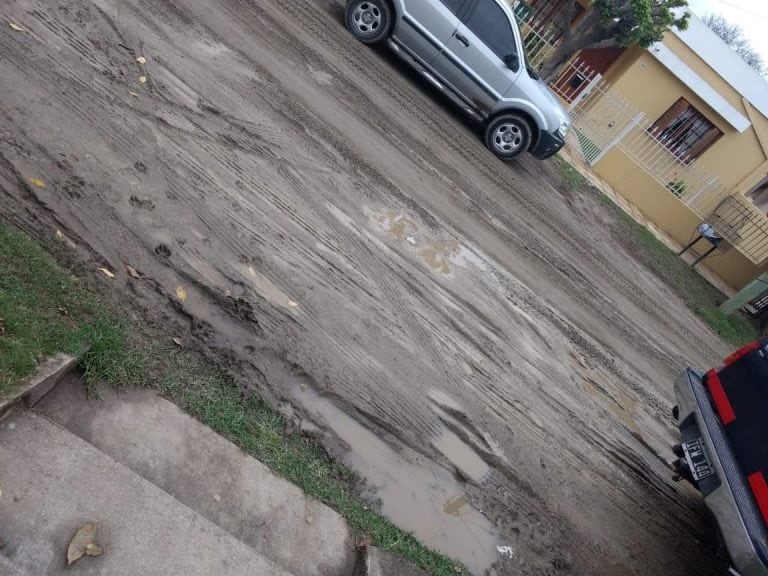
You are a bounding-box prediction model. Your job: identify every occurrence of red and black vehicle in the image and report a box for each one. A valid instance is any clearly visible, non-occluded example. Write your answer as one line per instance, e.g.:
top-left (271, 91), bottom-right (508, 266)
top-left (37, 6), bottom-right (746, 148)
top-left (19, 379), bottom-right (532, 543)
top-left (674, 341), bottom-right (768, 576)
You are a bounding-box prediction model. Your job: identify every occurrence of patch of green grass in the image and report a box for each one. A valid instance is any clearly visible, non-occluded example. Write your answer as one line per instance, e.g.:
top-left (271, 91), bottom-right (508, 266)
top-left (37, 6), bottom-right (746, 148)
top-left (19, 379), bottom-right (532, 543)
top-left (0, 219), bottom-right (139, 395)
top-left (555, 157), bottom-right (587, 193)
top-left (696, 306), bottom-right (757, 347)
top-left (576, 183), bottom-right (758, 347)
top-left (0, 219), bottom-right (467, 576)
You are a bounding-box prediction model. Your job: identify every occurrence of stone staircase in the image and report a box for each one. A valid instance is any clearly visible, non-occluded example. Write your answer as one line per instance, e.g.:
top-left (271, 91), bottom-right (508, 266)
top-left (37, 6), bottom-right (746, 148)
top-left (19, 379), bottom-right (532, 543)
top-left (0, 374), bottom-right (358, 576)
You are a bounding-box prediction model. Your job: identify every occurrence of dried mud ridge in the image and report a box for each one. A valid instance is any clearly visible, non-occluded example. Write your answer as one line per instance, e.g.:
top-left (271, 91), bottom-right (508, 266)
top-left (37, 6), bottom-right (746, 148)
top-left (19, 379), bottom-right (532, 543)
top-left (0, 0), bottom-right (729, 574)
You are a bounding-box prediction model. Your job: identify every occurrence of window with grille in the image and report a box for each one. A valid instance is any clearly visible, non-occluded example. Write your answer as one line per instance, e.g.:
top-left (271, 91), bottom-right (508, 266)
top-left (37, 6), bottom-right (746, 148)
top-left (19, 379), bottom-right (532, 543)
top-left (649, 98), bottom-right (722, 163)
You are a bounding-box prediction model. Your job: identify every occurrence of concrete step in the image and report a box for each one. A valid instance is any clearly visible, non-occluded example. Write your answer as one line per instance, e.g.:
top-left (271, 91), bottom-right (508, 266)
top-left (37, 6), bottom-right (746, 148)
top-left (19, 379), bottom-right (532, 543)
top-left (35, 376), bottom-right (356, 576)
top-left (0, 409), bottom-right (295, 576)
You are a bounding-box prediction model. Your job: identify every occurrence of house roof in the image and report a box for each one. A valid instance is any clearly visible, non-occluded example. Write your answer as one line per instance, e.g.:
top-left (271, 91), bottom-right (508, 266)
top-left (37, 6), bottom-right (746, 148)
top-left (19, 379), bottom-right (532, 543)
top-left (647, 41), bottom-right (751, 131)
top-left (669, 12), bottom-right (768, 122)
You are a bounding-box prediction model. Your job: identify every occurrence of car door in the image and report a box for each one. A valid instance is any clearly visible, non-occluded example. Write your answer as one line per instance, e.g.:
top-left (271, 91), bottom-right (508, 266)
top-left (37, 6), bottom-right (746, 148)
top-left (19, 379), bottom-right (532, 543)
top-left (394, 0), bottom-right (469, 66)
top-left (430, 0), bottom-right (521, 111)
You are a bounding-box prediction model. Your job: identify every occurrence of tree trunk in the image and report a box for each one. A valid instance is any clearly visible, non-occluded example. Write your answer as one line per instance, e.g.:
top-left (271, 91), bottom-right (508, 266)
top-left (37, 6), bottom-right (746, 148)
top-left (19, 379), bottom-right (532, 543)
top-left (541, 13), bottom-right (618, 81)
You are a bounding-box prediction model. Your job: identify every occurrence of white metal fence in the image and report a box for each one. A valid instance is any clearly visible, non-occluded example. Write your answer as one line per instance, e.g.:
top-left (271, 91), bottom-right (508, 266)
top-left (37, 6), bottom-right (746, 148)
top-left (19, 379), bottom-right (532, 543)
top-left (510, 1), bottom-right (560, 69)
top-left (551, 59), bottom-right (768, 264)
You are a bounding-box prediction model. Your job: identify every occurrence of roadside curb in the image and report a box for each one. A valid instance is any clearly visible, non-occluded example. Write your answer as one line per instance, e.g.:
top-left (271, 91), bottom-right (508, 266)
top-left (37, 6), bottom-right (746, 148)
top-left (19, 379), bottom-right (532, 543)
top-left (0, 353), bottom-right (78, 421)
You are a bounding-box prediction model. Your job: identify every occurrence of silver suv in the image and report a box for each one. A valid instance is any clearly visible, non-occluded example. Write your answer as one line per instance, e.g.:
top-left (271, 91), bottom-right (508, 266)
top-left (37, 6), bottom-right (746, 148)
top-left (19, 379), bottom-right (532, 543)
top-left (344, 0), bottom-right (570, 161)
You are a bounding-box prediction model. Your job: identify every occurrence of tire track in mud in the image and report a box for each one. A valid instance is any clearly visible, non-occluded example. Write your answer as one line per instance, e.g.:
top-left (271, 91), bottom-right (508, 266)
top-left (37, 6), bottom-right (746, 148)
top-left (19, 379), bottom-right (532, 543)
top-left (177, 3), bottom-right (724, 572)
top-left (240, 0), bottom-right (702, 393)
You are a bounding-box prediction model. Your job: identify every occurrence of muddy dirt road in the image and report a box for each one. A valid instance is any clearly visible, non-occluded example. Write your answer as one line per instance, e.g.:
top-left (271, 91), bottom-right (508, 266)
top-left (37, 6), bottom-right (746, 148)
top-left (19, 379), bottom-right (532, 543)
top-left (1, 1), bottom-right (732, 574)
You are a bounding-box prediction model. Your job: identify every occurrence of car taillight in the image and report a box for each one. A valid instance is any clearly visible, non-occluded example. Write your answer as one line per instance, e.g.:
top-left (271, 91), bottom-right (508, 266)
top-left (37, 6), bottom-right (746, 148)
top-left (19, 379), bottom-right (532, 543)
top-left (723, 341), bottom-right (761, 367)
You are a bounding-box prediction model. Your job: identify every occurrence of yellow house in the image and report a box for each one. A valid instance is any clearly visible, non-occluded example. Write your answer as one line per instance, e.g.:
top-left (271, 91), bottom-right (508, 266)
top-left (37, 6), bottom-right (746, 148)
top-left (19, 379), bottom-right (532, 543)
top-left (548, 12), bottom-right (768, 294)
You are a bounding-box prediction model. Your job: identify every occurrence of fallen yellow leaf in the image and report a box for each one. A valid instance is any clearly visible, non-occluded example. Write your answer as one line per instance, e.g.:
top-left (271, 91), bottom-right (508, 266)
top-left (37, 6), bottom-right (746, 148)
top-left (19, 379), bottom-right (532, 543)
top-left (175, 286), bottom-right (187, 302)
top-left (138, 75), bottom-right (147, 84)
top-left (67, 523), bottom-right (100, 566)
top-left (9, 22), bottom-right (24, 32)
top-left (287, 300), bottom-right (299, 308)
top-left (126, 265), bottom-right (140, 278)
top-left (97, 267), bottom-right (115, 279)
top-left (136, 56), bottom-right (146, 64)
top-left (27, 177), bottom-right (46, 188)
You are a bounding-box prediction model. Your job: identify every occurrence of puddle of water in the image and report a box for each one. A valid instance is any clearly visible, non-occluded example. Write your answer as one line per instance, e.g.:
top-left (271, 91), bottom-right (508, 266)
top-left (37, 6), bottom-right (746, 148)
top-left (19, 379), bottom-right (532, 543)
top-left (291, 385), bottom-right (500, 575)
top-left (443, 493), bottom-right (469, 516)
top-left (433, 430), bottom-right (490, 483)
top-left (372, 209), bottom-right (490, 276)
top-left (421, 240), bottom-right (460, 275)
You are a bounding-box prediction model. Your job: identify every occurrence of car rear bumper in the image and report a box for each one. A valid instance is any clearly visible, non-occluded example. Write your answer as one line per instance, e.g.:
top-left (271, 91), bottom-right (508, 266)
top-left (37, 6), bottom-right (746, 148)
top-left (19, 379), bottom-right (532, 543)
top-left (675, 368), bottom-right (768, 576)
top-left (530, 129), bottom-right (565, 159)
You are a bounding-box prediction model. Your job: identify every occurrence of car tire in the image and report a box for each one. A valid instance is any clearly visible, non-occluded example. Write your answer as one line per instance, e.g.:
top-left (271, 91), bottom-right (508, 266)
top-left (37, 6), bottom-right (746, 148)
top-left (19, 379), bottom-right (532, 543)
top-left (345, 0), bottom-right (392, 45)
top-left (484, 113), bottom-right (533, 161)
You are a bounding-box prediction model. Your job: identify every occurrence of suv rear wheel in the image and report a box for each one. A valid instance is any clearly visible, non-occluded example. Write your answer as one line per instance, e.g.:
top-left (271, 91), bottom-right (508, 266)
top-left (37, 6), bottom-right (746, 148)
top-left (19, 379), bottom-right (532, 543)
top-left (345, 0), bottom-right (392, 45)
top-left (484, 113), bottom-right (532, 161)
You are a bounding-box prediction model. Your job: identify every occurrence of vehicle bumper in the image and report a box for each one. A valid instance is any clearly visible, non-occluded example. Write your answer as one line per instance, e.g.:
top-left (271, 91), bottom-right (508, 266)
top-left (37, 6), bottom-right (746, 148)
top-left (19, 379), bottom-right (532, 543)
top-left (675, 368), bottom-right (768, 576)
top-left (530, 129), bottom-right (565, 160)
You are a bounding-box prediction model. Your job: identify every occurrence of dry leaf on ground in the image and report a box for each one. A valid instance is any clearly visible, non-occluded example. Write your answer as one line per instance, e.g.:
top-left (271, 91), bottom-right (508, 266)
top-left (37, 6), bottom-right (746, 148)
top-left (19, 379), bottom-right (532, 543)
top-left (97, 267), bottom-right (115, 279)
top-left (136, 56), bottom-right (146, 64)
top-left (126, 265), bottom-right (141, 278)
top-left (128, 91), bottom-right (139, 97)
top-left (172, 337), bottom-right (183, 347)
top-left (138, 75), bottom-right (147, 84)
top-left (27, 177), bottom-right (46, 188)
top-left (67, 523), bottom-right (100, 566)
top-left (85, 543), bottom-right (103, 557)
top-left (9, 22), bottom-right (25, 32)
top-left (287, 300), bottom-right (299, 307)
top-left (175, 286), bottom-right (187, 302)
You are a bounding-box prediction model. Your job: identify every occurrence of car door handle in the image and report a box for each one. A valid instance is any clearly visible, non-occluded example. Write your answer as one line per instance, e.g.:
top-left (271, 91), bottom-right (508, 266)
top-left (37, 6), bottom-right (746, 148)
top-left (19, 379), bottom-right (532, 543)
top-left (454, 32), bottom-right (469, 47)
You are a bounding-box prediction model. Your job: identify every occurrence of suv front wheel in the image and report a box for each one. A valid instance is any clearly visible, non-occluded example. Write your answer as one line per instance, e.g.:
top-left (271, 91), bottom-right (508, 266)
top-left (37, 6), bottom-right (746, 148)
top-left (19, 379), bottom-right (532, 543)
top-left (484, 113), bottom-right (533, 161)
top-left (345, 0), bottom-right (392, 45)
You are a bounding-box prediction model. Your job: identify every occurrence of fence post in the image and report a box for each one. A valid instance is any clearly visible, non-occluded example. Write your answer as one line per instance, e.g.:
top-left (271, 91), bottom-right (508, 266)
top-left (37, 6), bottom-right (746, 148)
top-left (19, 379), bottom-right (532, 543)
top-left (589, 113), bottom-right (645, 166)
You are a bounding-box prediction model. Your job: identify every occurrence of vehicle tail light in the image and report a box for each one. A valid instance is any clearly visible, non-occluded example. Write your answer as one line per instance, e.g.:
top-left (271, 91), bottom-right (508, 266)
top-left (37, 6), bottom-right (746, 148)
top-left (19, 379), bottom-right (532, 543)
top-left (723, 341), bottom-right (761, 367)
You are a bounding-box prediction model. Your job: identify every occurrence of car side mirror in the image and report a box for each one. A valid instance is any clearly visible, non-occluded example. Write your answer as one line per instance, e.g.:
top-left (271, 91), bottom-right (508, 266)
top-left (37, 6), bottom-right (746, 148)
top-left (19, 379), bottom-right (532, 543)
top-left (503, 54), bottom-right (519, 71)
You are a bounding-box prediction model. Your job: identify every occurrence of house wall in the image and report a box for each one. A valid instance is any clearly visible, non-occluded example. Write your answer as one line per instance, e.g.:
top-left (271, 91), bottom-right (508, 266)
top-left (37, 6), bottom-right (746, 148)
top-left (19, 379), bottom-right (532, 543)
top-left (592, 148), bottom-right (763, 289)
top-left (606, 48), bottom-right (767, 191)
top-left (571, 41), bottom-right (768, 290)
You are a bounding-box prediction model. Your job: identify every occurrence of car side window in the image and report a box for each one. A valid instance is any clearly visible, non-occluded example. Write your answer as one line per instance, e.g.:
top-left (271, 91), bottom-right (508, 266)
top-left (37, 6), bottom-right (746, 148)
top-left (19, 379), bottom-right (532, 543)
top-left (464, 0), bottom-right (517, 61)
top-left (439, 0), bottom-right (466, 15)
